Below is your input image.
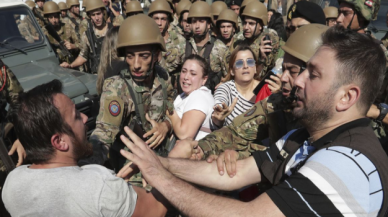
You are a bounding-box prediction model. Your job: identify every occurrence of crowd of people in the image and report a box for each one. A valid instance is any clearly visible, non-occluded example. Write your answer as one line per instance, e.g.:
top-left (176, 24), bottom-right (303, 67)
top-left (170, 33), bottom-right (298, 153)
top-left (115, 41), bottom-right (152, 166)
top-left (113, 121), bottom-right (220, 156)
top-left (1, 0), bottom-right (388, 216)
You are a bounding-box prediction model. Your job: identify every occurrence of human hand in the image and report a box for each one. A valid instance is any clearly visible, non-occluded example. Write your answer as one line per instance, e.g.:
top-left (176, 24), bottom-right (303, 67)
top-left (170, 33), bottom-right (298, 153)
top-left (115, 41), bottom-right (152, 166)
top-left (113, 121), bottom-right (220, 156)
top-left (8, 139), bottom-right (26, 167)
top-left (63, 40), bottom-right (74, 50)
top-left (119, 126), bottom-right (173, 186)
top-left (259, 35), bottom-right (272, 60)
top-left (212, 98), bottom-right (238, 126)
top-left (265, 74), bottom-right (282, 93)
top-left (206, 149), bottom-right (239, 177)
top-left (215, 81), bottom-right (223, 90)
top-left (60, 62), bottom-right (70, 68)
top-left (143, 114), bottom-right (169, 149)
top-left (168, 138), bottom-right (198, 159)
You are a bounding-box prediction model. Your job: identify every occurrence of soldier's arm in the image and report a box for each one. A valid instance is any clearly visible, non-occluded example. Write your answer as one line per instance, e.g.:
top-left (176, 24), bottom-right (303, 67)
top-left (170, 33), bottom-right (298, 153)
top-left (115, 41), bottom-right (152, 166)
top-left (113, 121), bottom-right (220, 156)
top-left (62, 32), bottom-right (87, 68)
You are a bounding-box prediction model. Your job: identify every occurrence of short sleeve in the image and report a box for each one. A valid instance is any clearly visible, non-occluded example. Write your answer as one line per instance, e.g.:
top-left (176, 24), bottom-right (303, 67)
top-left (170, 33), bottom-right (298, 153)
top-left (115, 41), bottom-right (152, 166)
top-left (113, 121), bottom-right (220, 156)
top-left (100, 177), bottom-right (137, 217)
top-left (183, 88), bottom-right (214, 115)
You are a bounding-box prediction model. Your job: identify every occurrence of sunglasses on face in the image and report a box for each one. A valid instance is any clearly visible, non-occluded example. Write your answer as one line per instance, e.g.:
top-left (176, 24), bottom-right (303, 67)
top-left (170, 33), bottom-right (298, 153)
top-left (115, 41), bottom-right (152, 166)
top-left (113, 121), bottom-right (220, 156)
top-left (234, 58), bottom-right (256, 69)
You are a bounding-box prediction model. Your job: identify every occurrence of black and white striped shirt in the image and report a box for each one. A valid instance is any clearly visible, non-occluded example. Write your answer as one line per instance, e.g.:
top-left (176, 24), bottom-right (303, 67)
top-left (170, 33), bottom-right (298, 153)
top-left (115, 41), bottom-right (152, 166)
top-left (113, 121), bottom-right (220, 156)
top-left (213, 80), bottom-right (255, 127)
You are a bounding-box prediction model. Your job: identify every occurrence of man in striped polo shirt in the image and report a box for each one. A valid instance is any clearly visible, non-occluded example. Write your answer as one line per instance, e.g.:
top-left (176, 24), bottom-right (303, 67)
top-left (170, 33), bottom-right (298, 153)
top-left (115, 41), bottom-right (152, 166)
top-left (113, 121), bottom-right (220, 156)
top-left (117, 25), bottom-right (388, 216)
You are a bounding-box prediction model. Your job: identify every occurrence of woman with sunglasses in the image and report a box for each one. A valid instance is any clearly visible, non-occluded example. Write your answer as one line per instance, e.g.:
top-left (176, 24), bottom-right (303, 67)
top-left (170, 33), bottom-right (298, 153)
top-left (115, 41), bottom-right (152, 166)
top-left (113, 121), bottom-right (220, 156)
top-left (212, 44), bottom-right (281, 128)
top-left (167, 54), bottom-right (214, 141)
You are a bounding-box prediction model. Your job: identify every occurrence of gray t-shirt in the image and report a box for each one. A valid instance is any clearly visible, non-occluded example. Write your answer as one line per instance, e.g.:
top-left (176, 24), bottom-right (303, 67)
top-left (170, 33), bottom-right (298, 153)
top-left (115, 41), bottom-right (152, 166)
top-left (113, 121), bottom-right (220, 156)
top-left (2, 165), bottom-right (137, 217)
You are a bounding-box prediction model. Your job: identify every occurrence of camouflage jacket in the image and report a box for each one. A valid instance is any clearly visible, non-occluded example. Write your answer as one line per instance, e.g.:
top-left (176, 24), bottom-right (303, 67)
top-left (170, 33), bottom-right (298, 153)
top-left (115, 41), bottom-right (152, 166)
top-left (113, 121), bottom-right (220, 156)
top-left (111, 15), bottom-right (125, 27)
top-left (198, 93), bottom-right (299, 159)
top-left (224, 28), bottom-right (280, 79)
top-left (0, 62), bottom-right (23, 106)
top-left (79, 18), bottom-right (89, 39)
top-left (187, 36), bottom-right (228, 76)
top-left (18, 16), bottom-right (39, 43)
top-left (89, 65), bottom-right (175, 149)
top-left (46, 22), bottom-right (80, 64)
top-left (79, 24), bottom-right (109, 61)
top-left (34, 7), bottom-right (45, 29)
top-left (237, 16), bottom-right (243, 33)
top-left (161, 28), bottom-right (186, 75)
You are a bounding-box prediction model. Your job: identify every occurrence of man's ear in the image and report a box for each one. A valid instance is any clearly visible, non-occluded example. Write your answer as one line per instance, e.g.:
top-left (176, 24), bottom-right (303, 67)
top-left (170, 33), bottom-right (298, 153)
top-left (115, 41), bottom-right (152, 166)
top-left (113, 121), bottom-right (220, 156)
top-left (336, 84), bottom-right (360, 112)
top-left (51, 133), bottom-right (69, 151)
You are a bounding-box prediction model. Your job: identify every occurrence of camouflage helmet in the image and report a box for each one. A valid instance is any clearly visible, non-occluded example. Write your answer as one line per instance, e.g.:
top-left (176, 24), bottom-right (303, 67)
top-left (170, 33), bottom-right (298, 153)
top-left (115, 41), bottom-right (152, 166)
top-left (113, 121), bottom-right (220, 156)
top-left (282, 24), bottom-right (329, 63)
top-left (66, 0), bottom-right (80, 8)
top-left (117, 14), bottom-right (166, 57)
top-left (239, 0), bottom-right (255, 16)
top-left (241, 1), bottom-right (268, 25)
top-left (43, 1), bottom-right (60, 15)
top-left (148, 0), bottom-right (173, 21)
top-left (58, 2), bottom-right (69, 11)
top-left (323, 6), bottom-right (339, 19)
top-left (25, 0), bottom-right (36, 10)
top-left (125, 1), bottom-right (143, 15)
top-left (338, 0), bottom-right (380, 21)
top-left (216, 9), bottom-right (238, 29)
top-left (188, 1), bottom-right (211, 22)
top-left (86, 0), bottom-right (106, 13)
top-left (176, 0), bottom-right (191, 17)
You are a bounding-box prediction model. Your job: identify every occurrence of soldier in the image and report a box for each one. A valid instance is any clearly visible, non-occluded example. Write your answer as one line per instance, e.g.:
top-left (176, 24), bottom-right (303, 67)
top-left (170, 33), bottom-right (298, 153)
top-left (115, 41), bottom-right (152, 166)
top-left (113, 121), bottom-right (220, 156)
top-left (148, 0), bottom-right (186, 86)
top-left (21, 1), bottom-right (40, 43)
top-left (107, 0), bottom-right (125, 26)
top-left (33, 0), bottom-right (46, 29)
top-left (227, 0), bottom-right (243, 32)
top-left (185, 1), bottom-right (228, 91)
top-left (66, 0), bottom-right (82, 39)
top-left (60, 0), bottom-right (112, 74)
top-left (170, 24), bottom-right (329, 161)
top-left (58, 2), bottom-right (69, 23)
top-left (0, 59), bottom-right (24, 217)
top-left (124, 1), bottom-right (144, 17)
top-left (323, 6), bottom-right (339, 27)
top-left (336, 0), bottom-right (388, 151)
top-left (216, 9), bottom-right (238, 47)
top-left (176, 0), bottom-right (192, 39)
top-left (287, 1), bottom-right (326, 35)
top-left (210, 1), bottom-right (227, 37)
top-left (87, 15), bottom-right (175, 186)
top-left (228, 1), bottom-right (280, 80)
top-left (43, 1), bottom-right (80, 65)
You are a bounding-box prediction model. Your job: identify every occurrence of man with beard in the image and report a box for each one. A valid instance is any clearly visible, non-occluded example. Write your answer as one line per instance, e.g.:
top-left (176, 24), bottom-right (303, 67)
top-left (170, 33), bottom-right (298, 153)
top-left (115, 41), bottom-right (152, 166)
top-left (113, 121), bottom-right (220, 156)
top-left (60, 0), bottom-right (112, 74)
top-left (185, 1), bottom-right (228, 91)
top-left (216, 9), bottom-right (238, 48)
top-left (169, 24), bottom-right (327, 161)
top-left (42, 2), bottom-right (80, 65)
top-left (148, 0), bottom-right (186, 84)
top-left (176, 0), bottom-right (192, 39)
top-left (2, 80), bottom-right (168, 217)
top-left (118, 25), bottom-right (388, 217)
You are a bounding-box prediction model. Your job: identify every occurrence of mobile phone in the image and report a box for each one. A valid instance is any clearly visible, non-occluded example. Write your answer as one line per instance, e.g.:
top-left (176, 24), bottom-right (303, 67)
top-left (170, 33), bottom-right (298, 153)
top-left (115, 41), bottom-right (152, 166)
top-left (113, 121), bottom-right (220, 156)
top-left (264, 35), bottom-right (271, 56)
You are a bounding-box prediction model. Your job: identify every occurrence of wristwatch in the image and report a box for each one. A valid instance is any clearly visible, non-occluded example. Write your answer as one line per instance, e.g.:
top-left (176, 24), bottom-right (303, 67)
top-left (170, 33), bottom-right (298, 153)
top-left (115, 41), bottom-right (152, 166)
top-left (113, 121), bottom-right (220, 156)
top-left (377, 103), bottom-right (388, 122)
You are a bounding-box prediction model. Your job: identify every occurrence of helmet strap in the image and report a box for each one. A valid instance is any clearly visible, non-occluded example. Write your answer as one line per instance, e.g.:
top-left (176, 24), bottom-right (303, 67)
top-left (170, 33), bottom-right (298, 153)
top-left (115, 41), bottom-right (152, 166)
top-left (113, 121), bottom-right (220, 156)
top-left (193, 20), bottom-right (210, 40)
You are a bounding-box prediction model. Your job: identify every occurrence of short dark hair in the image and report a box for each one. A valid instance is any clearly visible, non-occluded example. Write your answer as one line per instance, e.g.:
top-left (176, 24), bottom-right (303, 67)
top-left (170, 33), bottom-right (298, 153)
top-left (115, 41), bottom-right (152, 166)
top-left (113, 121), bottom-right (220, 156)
top-left (183, 54), bottom-right (210, 78)
top-left (7, 79), bottom-right (75, 164)
top-left (321, 25), bottom-right (386, 114)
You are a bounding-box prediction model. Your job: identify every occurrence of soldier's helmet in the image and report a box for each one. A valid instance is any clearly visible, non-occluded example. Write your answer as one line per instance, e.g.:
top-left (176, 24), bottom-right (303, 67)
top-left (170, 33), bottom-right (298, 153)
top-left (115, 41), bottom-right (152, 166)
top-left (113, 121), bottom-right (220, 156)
top-left (82, 0), bottom-right (88, 9)
top-left (66, 0), bottom-right (80, 8)
top-left (117, 14), bottom-right (166, 57)
top-left (148, 0), bottom-right (173, 21)
top-left (282, 24), bottom-right (329, 63)
top-left (58, 2), bottom-right (69, 11)
top-left (166, 0), bottom-right (175, 11)
top-left (323, 6), bottom-right (338, 19)
top-left (216, 9), bottom-right (238, 29)
top-left (25, 0), bottom-right (36, 10)
top-left (338, 0), bottom-right (380, 21)
top-left (86, 0), bottom-right (106, 13)
top-left (241, 1), bottom-right (268, 26)
top-left (43, 1), bottom-right (61, 15)
top-left (239, 0), bottom-right (255, 16)
top-left (125, 1), bottom-right (143, 16)
top-left (211, 1), bottom-right (227, 20)
top-left (187, 1), bottom-right (212, 23)
top-left (176, 0), bottom-right (191, 18)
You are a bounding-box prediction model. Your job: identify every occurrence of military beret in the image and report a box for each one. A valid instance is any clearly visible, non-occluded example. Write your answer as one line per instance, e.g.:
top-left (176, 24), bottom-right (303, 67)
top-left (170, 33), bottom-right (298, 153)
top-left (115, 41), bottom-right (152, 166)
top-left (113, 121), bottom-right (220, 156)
top-left (288, 1), bottom-right (326, 25)
top-left (228, 0), bottom-right (242, 7)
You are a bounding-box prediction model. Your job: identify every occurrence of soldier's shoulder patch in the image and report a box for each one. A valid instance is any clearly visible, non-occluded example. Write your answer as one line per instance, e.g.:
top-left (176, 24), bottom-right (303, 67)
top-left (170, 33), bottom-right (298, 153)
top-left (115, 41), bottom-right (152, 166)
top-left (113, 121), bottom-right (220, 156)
top-left (109, 100), bottom-right (121, 116)
top-left (244, 106), bottom-right (257, 117)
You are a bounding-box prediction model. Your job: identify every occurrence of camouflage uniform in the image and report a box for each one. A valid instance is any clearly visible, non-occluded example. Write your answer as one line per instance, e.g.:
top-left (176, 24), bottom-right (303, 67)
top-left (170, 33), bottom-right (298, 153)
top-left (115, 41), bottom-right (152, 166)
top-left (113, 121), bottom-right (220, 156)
top-left (78, 25), bottom-right (109, 69)
top-left (237, 16), bottom-right (243, 32)
top-left (34, 7), bottom-right (46, 29)
top-left (89, 65), bottom-right (175, 188)
top-left (198, 93), bottom-right (299, 159)
top-left (0, 61), bottom-right (23, 174)
top-left (111, 14), bottom-right (125, 26)
top-left (46, 22), bottom-right (80, 64)
top-left (66, 12), bottom-right (83, 38)
top-left (18, 16), bottom-right (39, 43)
top-left (224, 28), bottom-right (280, 79)
top-left (187, 36), bottom-right (228, 76)
top-left (79, 18), bottom-right (89, 39)
top-left (162, 29), bottom-right (186, 74)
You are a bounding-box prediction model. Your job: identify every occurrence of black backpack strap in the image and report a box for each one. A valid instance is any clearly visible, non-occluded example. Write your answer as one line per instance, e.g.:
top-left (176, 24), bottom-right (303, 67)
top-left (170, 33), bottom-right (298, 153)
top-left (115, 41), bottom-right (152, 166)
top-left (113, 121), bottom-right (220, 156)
top-left (185, 39), bottom-right (192, 59)
top-left (203, 39), bottom-right (215, 63)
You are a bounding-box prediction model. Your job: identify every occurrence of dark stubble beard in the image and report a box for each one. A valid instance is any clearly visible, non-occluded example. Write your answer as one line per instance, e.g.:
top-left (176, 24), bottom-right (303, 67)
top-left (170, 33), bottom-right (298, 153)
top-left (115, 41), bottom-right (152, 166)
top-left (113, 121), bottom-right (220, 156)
top-left (72, 128), bottom-right (93, 161)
